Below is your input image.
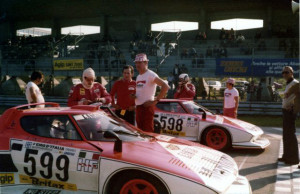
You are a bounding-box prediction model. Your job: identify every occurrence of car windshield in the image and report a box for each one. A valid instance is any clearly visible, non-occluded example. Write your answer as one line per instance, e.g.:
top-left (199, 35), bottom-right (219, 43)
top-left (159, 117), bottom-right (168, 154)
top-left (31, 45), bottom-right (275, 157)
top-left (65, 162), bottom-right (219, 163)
top-left (73, 112), bottom-right (152, 141)
top-left (182, 101), bottom-right (215, 115)
top-left (208, 81), bottom-right (216, 85)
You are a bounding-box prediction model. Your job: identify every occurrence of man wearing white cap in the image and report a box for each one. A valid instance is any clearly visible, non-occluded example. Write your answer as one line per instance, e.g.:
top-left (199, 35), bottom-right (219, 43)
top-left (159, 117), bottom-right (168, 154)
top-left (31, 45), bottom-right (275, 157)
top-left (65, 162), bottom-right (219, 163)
top-left (67, 68), bottom-right (111, 106)
top-left (223, 78), bottom-right (239, 118)
top-left (135, 53), bottom-right (169, 132)
top-left (174, 73), bottom-right (195, 99)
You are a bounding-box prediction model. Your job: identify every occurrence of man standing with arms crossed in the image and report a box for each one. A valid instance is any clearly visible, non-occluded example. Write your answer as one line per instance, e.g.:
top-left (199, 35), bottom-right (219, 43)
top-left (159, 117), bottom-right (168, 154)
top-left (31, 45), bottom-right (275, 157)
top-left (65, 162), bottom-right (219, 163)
top-left (278, 66), bottom-right (299, 167)
top-left (223, 78), bottom-right (239, 118)
top-left (110, 65), bottom-right (136, 125)
top-left (134, 53), bottom-right (169, 132)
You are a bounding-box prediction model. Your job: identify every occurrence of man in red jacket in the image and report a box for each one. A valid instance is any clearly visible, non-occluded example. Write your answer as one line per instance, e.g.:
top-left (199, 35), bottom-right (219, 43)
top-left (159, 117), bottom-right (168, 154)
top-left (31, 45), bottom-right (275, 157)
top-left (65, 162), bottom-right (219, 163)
top-left (110, 65), bottom-right (136, 125)
top-left (67, 68), bottom-right (111, 106)
top-left (174, 73), bottom-right (196, 99)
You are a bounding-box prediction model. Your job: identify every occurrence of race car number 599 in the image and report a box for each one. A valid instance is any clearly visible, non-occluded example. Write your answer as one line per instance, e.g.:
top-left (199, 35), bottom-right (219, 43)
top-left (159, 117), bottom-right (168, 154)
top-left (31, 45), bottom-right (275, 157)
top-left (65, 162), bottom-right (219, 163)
top-left (24, 149), bottom-right (69, 181)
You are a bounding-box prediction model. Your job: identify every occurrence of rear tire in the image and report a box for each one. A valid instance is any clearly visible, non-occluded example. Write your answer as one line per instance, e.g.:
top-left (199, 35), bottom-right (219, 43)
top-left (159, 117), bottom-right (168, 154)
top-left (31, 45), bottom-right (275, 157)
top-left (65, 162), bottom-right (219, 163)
top-left (107, 170), bottom-right (169, 194)
top-left (202, 127), bottom-right (231, 151)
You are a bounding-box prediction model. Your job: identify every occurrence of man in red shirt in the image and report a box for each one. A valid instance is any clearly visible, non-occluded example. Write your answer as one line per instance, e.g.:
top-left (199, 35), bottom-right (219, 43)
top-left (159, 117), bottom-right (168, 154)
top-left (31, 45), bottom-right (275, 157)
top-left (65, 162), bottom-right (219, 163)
top-left (174, 73), bottom-right (196, 99)
top-left (110, 65), bottom-right (136, 125)
top-left (67, 68), bottom-right (111, 106)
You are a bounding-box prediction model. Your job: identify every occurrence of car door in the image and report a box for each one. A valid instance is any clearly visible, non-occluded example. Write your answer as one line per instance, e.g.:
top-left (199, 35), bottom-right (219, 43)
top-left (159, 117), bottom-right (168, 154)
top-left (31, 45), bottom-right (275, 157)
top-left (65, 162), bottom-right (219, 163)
top-left (10, 115), bottom-right (101, 192)
top-left (155, 102), bottom-right (199, 138)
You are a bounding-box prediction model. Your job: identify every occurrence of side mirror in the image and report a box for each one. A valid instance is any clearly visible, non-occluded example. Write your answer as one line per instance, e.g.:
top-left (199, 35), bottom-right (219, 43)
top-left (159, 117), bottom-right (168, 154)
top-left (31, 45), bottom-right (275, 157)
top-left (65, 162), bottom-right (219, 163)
top-left (198, 108), bottom-right (206, 120)
top-left (103, 131), bottom-right (122, 152)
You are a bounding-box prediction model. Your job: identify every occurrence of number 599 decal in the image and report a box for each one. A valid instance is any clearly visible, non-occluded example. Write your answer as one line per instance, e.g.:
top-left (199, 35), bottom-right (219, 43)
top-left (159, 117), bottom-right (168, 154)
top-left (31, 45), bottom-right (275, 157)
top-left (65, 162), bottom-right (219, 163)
top-left (24, 149), bottom-right (69, 182)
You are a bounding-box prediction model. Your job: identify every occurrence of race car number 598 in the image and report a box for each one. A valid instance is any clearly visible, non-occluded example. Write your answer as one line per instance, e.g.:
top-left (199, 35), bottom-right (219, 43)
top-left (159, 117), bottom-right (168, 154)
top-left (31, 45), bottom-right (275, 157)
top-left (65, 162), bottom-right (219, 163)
top-left (24, 149), bottom-right (69, 181)
top-left (160, 116), bottom-right (183, 131)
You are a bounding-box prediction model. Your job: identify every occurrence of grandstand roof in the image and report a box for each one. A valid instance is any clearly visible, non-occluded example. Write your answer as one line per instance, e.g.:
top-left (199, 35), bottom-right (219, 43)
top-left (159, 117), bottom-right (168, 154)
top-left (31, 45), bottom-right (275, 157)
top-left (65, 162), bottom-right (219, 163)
top-left (0, 0), bottom-right (292, 21)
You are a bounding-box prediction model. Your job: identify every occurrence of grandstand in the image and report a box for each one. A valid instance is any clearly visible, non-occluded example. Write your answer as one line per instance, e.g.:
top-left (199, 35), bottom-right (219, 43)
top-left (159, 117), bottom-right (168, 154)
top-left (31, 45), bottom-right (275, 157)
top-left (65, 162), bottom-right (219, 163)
top-left (0, 0), bottom-right (299, 95)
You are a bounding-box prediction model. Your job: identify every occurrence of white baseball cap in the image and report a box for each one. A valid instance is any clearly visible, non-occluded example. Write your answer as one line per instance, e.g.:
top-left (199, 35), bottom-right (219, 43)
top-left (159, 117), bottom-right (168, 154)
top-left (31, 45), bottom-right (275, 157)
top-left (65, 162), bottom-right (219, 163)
top-left (134, 53), bottom-right (149, 62)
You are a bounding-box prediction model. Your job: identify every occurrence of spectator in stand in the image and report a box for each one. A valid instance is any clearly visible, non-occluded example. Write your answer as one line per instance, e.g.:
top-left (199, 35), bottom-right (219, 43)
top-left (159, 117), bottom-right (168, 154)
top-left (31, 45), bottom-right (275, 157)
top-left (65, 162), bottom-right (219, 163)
top-left (219, 46), bottom-right (227, 58)
top-left (181, 48), bottom-right (188, 59)
top-left (236, 33), bottom-right (245, 44)
top-left (223, 78), bottom-right (239, 118)
top-left (257, 39), bottom-right (266, 51)
top-left (254, 31), bottom-right (262, 43)
top-left (174, 73), bottom-right (196, 99)
top-left (213, 45), bottom-right (219, 58)
top-left (219, 28), bottom-right (226, 40)
top-left (145, 30), bottom-right (153, 42)
top-left (195, 31), bottom-right (202, 42)
top-left (25, 71), bottom-right (45, 108)
top-left (67, 68), bottom-right (111, 106)
top-left (181, 64), bottom-right (188, 74)
top-left (167, 72), bottom-right (175, 90)
top-left (110, 65), bottom-right (136, 125)
top-left (198, 54), bottom-right (205, 66)
top-left (206, 46), bottom-right (213, 58)
top-left (134, 53), bottom-right (169, 132)
top-left (189, 47), bottom-right (197, 58)
top-left (173, 64), bottom-right (181, 88)
top-left (229, 28), bottom-right (235, 40)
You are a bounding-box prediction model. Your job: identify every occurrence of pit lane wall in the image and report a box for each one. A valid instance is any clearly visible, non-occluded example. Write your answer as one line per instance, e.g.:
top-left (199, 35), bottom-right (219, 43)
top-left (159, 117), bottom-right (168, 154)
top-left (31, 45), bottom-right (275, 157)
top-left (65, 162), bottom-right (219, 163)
top-left (0, 96), bottom-right (283, 116)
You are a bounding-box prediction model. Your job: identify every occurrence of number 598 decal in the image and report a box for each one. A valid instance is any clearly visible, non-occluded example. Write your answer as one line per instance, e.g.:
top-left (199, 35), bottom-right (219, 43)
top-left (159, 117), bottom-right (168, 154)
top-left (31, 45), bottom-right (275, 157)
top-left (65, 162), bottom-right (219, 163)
top-left (160, 116), bottom-right (183, 131)
top-left (24, 149), bottom-right (69, 181)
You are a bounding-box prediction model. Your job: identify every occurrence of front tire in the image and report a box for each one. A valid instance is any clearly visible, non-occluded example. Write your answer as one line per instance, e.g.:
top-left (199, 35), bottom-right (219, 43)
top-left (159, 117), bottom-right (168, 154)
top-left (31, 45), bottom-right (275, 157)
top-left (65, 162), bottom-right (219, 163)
top-left (202, 127), bottom-right (231, 151)
top-left (107, 170), bottom-right (169, 194)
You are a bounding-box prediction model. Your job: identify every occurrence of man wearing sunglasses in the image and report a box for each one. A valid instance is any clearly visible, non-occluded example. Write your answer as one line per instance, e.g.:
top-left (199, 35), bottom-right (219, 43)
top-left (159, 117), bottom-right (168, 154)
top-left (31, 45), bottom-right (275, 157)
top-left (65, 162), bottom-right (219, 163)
top-left (67, 68), bottom-right (111, 107)
top-left (278, 66), bottom-right (299, 167)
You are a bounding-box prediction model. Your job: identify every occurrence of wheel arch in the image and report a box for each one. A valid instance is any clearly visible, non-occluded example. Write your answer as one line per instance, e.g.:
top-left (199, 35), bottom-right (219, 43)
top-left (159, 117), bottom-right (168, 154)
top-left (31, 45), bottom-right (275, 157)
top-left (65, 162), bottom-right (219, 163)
top-left (199, 125), bottom-right (233, 146)
top-left (103, 167), bottom-right (171, 194)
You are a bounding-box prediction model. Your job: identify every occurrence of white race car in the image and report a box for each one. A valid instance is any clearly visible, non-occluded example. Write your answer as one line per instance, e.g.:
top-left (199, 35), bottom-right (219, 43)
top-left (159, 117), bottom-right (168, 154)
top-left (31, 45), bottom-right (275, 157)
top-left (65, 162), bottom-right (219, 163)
top-left (0, 103), bottom-right (251, 194)
top-left (154, 99), bottom-right (270, 151)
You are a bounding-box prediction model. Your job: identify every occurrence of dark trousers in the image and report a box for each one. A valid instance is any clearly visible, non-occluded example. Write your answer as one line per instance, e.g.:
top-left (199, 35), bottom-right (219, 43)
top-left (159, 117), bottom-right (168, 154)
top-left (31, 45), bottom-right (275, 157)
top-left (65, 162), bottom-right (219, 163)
top-left (136, 105), bottom-right (154, 132)
top-left (282, 109), bottom-right (299, 163)
top-left (115, 110), bottom-right (135, 125)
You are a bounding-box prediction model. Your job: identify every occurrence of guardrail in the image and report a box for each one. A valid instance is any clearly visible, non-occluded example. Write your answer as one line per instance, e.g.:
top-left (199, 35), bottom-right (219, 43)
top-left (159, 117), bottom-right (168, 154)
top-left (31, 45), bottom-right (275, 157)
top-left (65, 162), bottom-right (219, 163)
top-left (0, 95), bottom-right (283, 115)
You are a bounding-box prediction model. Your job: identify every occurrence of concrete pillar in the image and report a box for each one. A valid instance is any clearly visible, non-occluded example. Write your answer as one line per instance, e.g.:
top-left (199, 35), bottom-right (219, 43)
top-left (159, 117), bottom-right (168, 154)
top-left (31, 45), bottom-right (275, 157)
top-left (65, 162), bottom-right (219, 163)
top-left (199, 8), bottom-right (206, 33)
top-left (267, 6), bottom-right (273, 37)
top-left (52, 18), bottom-right (61, 40)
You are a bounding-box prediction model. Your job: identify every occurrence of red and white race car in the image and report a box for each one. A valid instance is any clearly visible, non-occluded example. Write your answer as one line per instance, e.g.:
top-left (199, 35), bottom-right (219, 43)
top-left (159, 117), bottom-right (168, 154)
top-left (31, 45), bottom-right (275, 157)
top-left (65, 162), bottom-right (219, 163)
top-left (154, 99), bottom-right (270, 151)
top-left (0, 103), bottom-right (251, 194)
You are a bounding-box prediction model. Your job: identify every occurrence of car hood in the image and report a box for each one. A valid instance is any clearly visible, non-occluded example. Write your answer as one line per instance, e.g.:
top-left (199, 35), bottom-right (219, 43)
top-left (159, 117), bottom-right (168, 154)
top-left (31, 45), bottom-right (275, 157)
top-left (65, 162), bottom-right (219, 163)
top-left (90, 134), bottom-right (239, 193)
top-left (203, 114), bottom-right (260, 132)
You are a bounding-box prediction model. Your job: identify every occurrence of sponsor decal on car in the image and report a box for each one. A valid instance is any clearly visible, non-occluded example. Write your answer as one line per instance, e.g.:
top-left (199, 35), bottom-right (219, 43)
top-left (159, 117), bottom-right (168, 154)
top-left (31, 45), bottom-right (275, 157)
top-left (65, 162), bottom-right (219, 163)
top-left (24, 142), bottom-right (64, 154)
top-left (76, 151), bottom-right (100, 173)
top-left (214, 115), bottom-right (224, 124)
top-left (162, 129), bottom-right (186, 136)
top-left (155, 135), bottom-right (174, 142)
top-left (24, 188), bottom-right (61, 194)
top-left (19, 174), bottom-right (77, 191)
top-left (0, 173), bottom-right (14, 185)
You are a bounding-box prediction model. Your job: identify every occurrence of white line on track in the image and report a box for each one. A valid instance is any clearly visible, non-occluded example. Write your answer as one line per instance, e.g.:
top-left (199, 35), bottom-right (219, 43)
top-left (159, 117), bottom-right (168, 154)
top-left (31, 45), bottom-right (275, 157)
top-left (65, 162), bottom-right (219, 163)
top-left (238, 155), bottom-right (249, 170)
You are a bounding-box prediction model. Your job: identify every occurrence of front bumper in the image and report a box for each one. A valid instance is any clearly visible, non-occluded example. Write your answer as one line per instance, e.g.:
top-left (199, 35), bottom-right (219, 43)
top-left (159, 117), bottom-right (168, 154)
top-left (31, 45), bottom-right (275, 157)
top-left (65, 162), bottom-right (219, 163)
top-left (232, 136), bottom-right (270, 149)
top-left (224, 175), bottom-right (252, 194)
